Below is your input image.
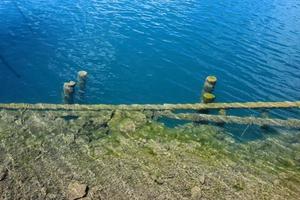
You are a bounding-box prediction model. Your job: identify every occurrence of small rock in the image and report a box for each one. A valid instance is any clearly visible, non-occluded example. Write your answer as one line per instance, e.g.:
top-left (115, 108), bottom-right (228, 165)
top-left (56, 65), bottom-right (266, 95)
top-left (273, 179), bottom-right (280, 185)
top-left (154, 177), bottom-right (164, 185)
top-left (63, 133), bottom-right (75, 144)
top-left (119, 119), bottom-right (136, 134)
top-left (67, 181), bottom-right (88, 200)
top-left (0, 166), bottom-right (8, 181)
top-left (199, 175), bottom-right (205, 185)
top-left (191, 186), bottom-right (202, 199)
top-left (47, 193), bottom-right (57, 199)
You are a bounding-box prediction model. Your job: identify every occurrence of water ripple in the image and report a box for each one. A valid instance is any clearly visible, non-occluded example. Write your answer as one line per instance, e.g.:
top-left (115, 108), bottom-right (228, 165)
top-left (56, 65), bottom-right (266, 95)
top-left (0, 0), bottom-right (299, 119)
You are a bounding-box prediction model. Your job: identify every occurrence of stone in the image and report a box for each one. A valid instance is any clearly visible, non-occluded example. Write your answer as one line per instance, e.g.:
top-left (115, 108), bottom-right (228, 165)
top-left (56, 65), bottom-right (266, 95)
top-left (273, 179), bottom-right (280, 185)
top-left (199, 175), bottom-right (205, 185)
top-left (0, 166), bottom-right (8, 181)
top-left (191, 186), bottom-right (202, 199)
top-left (67, 181), bottom-right (88, 200)
top-left (154, 177), bottom-right (164, 185)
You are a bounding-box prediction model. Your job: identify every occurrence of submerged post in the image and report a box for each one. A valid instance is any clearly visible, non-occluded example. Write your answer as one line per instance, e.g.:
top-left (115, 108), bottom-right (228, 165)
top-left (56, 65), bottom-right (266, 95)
top-left (77, 71), bottom-right (88, 103)
top-left (260, 109), bottom-right (270, 130)
top-left (217, 108), bottom-right (226, 126)
top-left (63, 81), bottom-right (76, 104)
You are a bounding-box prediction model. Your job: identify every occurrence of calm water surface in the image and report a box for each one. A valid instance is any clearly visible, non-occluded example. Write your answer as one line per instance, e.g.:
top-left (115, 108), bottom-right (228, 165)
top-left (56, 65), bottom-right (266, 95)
top-left (0, 0), bottom-right (299, 118)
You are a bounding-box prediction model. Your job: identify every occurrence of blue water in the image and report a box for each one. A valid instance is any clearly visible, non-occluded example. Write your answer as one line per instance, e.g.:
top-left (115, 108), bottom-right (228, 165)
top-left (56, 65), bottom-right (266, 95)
top-left (0, 0), bottom-right (299, 118)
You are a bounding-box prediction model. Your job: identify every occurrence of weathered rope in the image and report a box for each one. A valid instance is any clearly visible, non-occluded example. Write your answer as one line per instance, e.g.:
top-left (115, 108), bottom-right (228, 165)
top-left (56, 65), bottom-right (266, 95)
top-left (0, 101), bottom-right (299, 111)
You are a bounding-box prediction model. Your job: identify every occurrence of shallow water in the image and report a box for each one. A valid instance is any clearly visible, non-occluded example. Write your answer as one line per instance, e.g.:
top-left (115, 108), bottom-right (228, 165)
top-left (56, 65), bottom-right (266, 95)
top-left (0, 109), bottom-right (300, 199)
top-left (0, 0), bottom-right (299, 117)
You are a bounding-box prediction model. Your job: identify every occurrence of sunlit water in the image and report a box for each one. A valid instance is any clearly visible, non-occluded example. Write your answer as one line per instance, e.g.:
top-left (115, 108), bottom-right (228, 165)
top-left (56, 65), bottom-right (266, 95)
top-left (0, 0), bottom-right (299, 120)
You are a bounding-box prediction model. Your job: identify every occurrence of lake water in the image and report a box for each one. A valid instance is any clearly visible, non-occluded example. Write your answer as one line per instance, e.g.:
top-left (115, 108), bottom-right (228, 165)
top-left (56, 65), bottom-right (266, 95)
top-left (1, 2), bottom-right (300, 198)
top-left (0, 0), bottom-right (299, 119)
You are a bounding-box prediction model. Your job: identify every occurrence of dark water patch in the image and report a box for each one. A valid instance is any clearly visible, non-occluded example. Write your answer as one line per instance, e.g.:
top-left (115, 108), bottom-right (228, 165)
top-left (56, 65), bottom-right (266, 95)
top-left (0, 54), bottom-right (21, 78)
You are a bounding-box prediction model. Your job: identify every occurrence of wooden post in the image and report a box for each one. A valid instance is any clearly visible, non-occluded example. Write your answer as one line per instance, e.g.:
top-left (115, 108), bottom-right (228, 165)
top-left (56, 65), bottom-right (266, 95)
top-left (203, 76), bottom-right (217, 93)
top-left (202, 92), bottom-right (216, 104)
top-left (63, 81), bottom-right (76, 104)
top-left (260, 109), bottom-right (270, 129)
top-left (201, 76), bottom-right (217, 102)
top-left (217, 109), bottom-right (226, 126)
top-left (77, 71), bottom-right (88, 103)
top-left (200, 76), bottom-right (217, 114)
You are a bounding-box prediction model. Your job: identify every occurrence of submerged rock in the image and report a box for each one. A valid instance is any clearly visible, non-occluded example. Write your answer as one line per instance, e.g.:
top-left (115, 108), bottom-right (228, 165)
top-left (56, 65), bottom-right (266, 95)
top-left (0, 166), bottom-right (7, 181)
top-left (108, 110), bottom-right (147, 134)
top-left (199, 175), bottom-right (205, 185)
top-left (67, 182), bottom-right (88, 200)
top-left (118, 118), bottom-right (136, 134)
top-left (191, 186), bottom-right (202, 199)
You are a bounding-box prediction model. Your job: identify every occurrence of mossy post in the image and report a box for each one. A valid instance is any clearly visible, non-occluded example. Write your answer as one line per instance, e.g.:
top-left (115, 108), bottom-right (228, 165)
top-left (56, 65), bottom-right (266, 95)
top-left (77, 71), bottom-right (88, 103)
top-left (200, 76), bottom-right (217, 114)
top-left (217, 109), bottom-right (226, 126)
top-left (260, 109), bottom-right (270, 130)
top-left (203, 76), bottom-right (217, 94)
top-left (202, 92), bottom-right (216, 104)
top-left (63, 81), bottom-right (76, 104)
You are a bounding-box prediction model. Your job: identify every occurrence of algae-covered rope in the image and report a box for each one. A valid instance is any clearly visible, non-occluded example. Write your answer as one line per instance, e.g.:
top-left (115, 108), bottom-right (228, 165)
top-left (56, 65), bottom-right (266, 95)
top-left (0, 101), bottom-right (299, 111)
top-left (157, 111), bottom-right (300, 129)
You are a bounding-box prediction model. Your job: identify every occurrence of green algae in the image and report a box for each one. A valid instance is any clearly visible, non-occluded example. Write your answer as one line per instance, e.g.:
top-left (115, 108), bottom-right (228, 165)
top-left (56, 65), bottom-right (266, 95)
top-left (0, 109), bottom-right (299, 199)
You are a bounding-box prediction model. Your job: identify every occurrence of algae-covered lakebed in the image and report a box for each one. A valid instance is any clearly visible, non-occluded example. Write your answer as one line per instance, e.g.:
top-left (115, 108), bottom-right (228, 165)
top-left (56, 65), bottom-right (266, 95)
top-left (0, 109), bottom-right (299, 199)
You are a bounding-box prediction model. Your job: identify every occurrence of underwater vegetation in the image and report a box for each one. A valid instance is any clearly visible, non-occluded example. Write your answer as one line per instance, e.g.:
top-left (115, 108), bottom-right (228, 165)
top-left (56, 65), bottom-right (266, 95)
top-left (0, 109), bottom-right (299, 199)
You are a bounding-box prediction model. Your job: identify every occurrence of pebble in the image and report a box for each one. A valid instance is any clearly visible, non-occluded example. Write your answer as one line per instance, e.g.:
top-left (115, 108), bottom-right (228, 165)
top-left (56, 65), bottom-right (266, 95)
top-left (119, 119), bottom-right (136, 134)
top-left (199, 175), bottom-right (205, 185)
top-left (154, 177), bottom-right (164, 185)
top-left (191, 186), bottom-right (202, 199)
top-left (0, 166), bottom-right (8, 181)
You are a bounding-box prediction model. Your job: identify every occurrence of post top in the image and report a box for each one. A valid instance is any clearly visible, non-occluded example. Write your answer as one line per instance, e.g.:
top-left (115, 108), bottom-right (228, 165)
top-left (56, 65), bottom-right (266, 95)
top-left (203, 92), bottom-right (216, 100)
top-left (206, 76), bottom-right (217, 84)
top-left (64, 81), bottom-right (76, 88)
top-left (78, 71), bottom-right (88, 78)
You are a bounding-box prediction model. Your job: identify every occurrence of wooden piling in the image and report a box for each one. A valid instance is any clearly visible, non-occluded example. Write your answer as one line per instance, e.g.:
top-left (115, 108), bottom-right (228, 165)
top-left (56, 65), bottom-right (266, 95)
top-left (260, 109), bottom-right (270, 129)
top-left (201, 76), bottom-right (217, 102)
top-left (217, 109), bottom-right (226, 126)
top-left (201, 76), bottom-right (217, 115)
top-left (202, 92), bottom-right (216, 104)
top-left (63, 81), bottom-right (76, 104)
top-left (203, 76), bottom-right (217, 93)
